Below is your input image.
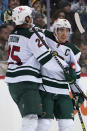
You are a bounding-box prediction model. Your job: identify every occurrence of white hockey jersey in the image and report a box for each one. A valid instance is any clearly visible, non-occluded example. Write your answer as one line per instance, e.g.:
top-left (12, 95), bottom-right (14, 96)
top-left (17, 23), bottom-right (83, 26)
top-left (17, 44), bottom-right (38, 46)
top-left (5, 27), bottom-right (53, 84)
top-left (5, 27), bottom-right (71, 95)
top-left (39, 29), bottom-right (82, 94)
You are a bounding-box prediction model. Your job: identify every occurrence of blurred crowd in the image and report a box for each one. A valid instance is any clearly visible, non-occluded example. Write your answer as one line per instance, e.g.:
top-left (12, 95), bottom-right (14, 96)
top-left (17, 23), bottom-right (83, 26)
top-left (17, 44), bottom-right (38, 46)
top-left (0, 0), bottom-right (87, 75)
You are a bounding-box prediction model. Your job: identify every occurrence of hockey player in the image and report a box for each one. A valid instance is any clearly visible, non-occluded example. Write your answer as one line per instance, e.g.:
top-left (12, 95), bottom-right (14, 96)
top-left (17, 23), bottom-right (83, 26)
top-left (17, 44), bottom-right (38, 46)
top-left (5, 6), bottom-right (43, 131)
top-left (4, 6), bottom-right (67, 131)
top-left (35, 19), bottom-right (84, 131)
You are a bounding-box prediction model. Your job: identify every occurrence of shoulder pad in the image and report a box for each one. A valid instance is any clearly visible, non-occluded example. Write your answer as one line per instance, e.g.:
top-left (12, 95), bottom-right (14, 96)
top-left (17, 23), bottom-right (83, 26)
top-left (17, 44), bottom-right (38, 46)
top-left (64, 42), bottom-right (80, 55)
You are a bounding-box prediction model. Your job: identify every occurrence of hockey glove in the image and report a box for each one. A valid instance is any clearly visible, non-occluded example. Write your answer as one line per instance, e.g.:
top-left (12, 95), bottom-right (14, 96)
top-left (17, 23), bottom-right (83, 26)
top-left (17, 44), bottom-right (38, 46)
top-left (72, 93), bottom-right (84, 110)
top-left (64, 64), bottom-right (77, 84)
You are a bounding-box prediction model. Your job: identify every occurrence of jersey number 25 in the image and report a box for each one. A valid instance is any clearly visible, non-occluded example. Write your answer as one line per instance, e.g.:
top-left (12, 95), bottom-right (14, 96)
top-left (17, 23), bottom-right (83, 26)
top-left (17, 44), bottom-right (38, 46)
top-left (8, 45), bottom-right (22, 65)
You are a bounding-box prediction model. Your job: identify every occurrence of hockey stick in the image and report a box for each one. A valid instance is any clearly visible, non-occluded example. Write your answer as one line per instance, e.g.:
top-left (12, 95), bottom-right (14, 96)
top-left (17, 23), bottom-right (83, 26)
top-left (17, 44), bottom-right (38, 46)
top-left (78, 109), bottom-right (86, 131)
top-left (74, 12), bottom-right (85, 34)
top-left (74, 83), bottom-right (87, 100)
top-left (72, 12), bottom-right (87, 131)
top-left (72, 90), bottom-right (86, 131)
top-left (74, 12), bottom-right (87, 99)
top-left (32, 25), bottom-right (87, 100)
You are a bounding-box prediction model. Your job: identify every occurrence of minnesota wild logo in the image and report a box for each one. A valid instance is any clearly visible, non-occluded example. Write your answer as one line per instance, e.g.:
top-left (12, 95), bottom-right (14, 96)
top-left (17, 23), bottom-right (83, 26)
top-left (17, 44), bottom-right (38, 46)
top-left (52, 51), bottom-right (58, 56)
top-left (52, 51), bottom-right (64, 60)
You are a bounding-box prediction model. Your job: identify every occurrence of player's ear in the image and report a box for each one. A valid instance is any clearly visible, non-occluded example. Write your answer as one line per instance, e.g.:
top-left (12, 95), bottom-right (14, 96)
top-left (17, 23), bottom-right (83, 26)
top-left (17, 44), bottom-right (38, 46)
top-left (25, 16), bottom-right (32, 24)
top-left (54, 31), bottom-right (57, 37)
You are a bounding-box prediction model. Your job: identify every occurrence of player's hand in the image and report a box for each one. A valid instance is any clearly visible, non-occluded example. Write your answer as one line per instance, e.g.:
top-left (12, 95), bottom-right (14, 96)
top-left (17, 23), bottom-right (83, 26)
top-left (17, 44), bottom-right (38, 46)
top-left (64, 63), bottom-right (77, 84)
top-left (72, 93), bottom-right (84, 110)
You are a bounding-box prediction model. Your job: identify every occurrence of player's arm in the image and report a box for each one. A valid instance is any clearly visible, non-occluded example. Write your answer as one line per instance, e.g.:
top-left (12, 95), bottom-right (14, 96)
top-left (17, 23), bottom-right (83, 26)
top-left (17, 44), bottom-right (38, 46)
top-left (65, 43), bottom-right (81, 62)
top-left (28, 32), bottom-right (52, 66)
top-left (29, 31), bottom-right (69, 76)
top-left (68, 50), bottom-right (84, 110)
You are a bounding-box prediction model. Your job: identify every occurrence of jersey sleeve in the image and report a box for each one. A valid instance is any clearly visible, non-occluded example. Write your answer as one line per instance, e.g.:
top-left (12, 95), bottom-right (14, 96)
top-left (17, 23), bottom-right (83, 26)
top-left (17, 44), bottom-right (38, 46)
top-left (69, 49), bottom-right (81, 78)
top-left (70, 78), bottom-right (84, 93)
top-left (65, 43), bottom-right (81, 62)
top-left (28, 32), bottom-right (52, 65)
top-left (75, 52), bottom-right (81, 62)
top-left (65, 44), bottom-right (83, 93)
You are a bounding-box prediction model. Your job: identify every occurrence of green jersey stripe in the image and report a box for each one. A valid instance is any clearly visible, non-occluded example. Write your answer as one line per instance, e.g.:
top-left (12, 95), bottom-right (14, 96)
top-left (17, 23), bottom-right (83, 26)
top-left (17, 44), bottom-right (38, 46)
top-left (8, 66), bottom-right (40, 72)
top-left (76, 71), bottom-right (81, 75)
top-left (64, 43), bottom-right (80, 55)
top-left (44, 30), bottom-right (56, 42)
top-left (43, 79), bottom-right (68, 89)
top-left (42, 75), bottom-right (66, 82)
top-left (39, 53), bottom-right (52, 65)
top-left (77, 74), bottom-right (80, 79)
top-left (6, 70), bottom-right (41, 78)
top-left (37, 51), bottom-right (49, 60)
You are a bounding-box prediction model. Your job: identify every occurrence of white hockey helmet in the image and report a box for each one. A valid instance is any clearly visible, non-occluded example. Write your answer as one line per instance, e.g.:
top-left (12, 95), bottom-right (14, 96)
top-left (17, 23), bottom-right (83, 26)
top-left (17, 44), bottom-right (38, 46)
top-left (52, 18), bottom-right (71, 33)
top-left (12, 6), bottom-right (33, 25)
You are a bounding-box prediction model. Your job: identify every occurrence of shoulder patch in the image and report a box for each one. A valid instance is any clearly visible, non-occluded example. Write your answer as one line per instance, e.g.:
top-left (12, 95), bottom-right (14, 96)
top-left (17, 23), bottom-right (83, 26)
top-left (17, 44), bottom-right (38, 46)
top-left (64, 43), bottom-right (80, 55)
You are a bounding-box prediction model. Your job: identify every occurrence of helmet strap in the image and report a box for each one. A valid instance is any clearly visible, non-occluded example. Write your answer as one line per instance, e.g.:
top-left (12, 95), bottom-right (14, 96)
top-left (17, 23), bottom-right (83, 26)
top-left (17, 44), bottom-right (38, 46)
top-left (54, 32), bottom-right (59, 42)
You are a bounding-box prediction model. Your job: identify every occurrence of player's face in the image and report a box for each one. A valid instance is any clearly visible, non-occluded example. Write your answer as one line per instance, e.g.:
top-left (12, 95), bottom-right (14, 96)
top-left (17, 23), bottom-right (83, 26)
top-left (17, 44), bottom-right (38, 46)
top-left (33, 1), bottom-right (41, 12)
top-left (56, 27), bottom-right (70, 43)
